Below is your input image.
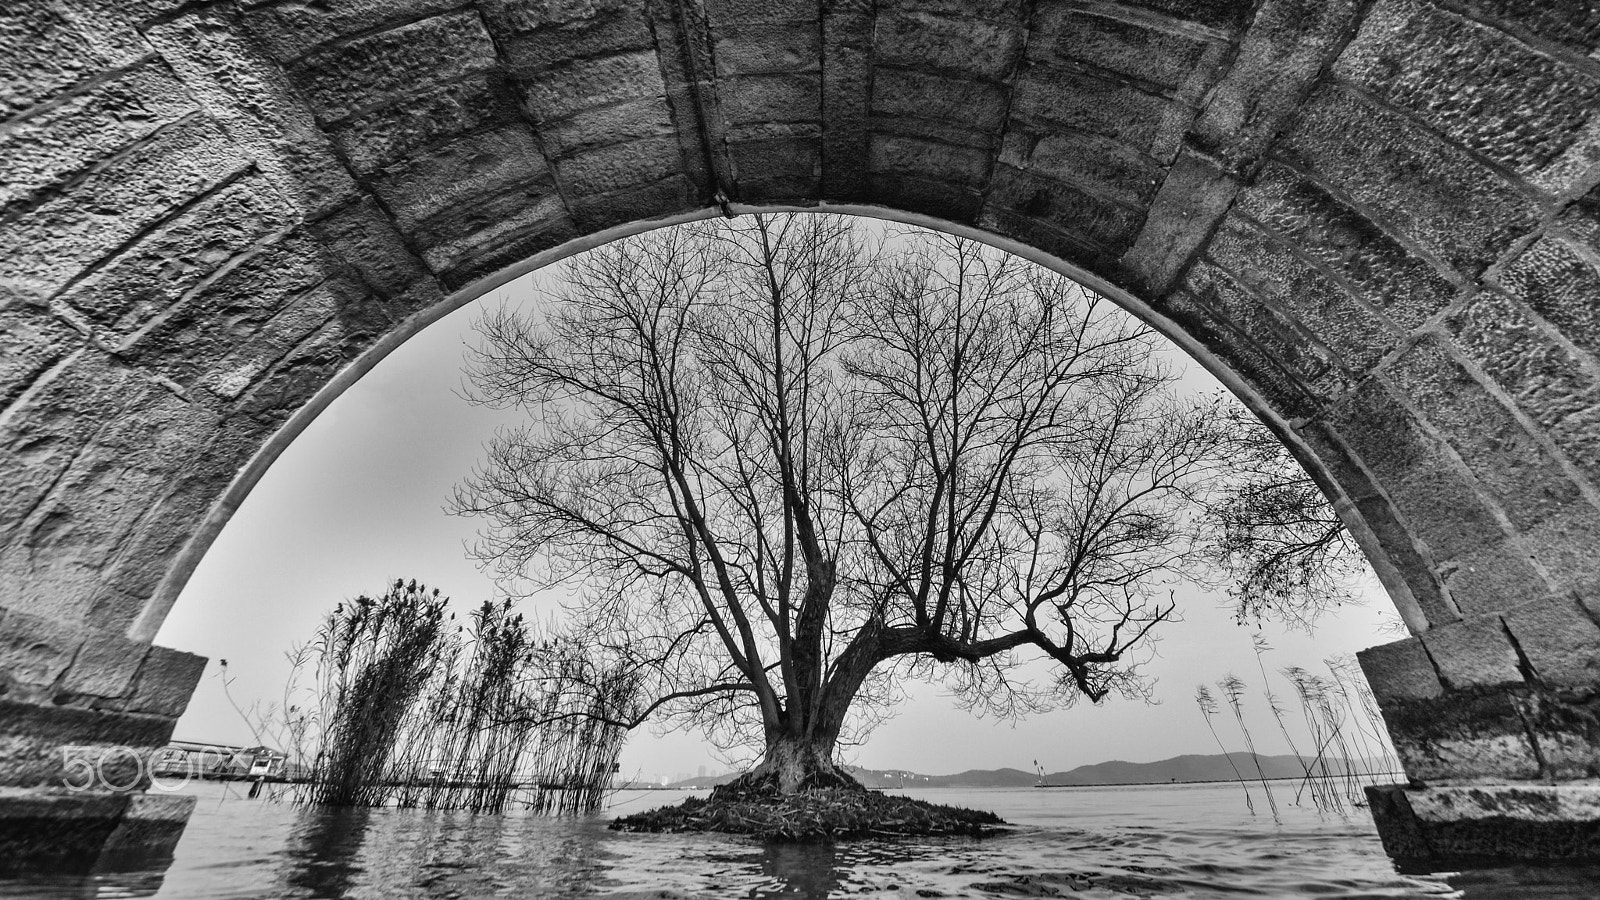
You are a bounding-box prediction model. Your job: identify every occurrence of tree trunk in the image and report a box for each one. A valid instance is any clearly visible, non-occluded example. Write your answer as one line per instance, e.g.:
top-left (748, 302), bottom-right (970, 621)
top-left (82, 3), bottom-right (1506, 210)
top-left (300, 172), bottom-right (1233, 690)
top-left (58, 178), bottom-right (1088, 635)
top-left (713, 733), bottom-right (861, 799)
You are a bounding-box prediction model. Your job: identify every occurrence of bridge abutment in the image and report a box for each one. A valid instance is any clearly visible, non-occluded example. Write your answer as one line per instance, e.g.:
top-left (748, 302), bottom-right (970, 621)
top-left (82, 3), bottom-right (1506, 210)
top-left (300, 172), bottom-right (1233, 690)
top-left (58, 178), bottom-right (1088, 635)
top-left (1360, 605), bottom-right (1600, 861)
top-left (0, 607), bottom-right (203, 871)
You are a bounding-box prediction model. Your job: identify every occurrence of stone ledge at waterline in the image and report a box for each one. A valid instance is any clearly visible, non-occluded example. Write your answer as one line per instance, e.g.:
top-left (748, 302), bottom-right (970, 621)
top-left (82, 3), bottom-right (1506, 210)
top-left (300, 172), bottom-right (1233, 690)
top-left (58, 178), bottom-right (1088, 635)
top-left (0, 791), bottom-right (196, 875)
top-left (1367, 783), bottom-right (1600, 862)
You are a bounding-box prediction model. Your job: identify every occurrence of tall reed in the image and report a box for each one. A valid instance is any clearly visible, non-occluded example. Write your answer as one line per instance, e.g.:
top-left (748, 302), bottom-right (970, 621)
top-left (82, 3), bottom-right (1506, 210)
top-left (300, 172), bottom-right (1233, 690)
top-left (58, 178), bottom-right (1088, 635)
top-left (1198, 643), bottom-right (1402, 817)
top-left (277, 581), bottom-right (637, 814)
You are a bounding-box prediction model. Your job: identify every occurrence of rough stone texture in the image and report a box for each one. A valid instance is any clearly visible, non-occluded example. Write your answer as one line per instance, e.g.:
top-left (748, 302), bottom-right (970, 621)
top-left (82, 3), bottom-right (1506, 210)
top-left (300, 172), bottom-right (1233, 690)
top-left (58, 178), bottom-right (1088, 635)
top-left (1502, 596), bottom-right (1600, 692)
top-left (1420, 614), bottom-right (1526, 691)
top-left (1368, 783), bottom-right (1600, 861)
top-left (3, 0), bottom-right (1600, 867)
top-left (1374, 689), bottom-right (1544, 782)
top-left (1358, 636), bottom-right (1444, 704)
top-left (0, 791), bottom-right (194, 875)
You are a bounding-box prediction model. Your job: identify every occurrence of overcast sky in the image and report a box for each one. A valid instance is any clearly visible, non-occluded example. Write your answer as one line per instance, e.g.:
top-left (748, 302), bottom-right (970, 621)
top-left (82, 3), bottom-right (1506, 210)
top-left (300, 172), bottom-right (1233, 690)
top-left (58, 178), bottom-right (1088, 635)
top-left (156, 218), bottom-right (1404, 783)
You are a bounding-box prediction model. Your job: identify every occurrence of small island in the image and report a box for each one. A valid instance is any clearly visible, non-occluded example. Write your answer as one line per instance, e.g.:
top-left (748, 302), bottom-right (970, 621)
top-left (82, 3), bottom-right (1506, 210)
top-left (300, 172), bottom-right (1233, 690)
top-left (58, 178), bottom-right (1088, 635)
top-left (610, 772), bottom-right (1007, 841)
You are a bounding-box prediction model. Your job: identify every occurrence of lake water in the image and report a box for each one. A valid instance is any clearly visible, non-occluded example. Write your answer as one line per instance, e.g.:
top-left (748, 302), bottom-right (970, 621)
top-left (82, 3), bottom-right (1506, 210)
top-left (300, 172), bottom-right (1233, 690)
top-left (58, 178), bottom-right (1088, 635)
top-left (4, 781), bottom-right (1597, 898)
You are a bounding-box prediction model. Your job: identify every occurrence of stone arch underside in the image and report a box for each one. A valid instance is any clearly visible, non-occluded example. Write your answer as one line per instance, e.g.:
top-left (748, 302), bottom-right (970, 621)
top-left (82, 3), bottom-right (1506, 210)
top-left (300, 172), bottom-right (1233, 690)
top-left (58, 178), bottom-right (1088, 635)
top-left (3, 0), bottom-right (1599, 862)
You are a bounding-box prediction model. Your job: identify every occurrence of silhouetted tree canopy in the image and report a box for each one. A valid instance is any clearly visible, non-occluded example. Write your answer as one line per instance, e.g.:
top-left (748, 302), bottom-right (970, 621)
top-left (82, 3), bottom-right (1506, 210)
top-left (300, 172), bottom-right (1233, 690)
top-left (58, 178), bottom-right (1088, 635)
top-left (453, 213), bottom-right (1367, 792)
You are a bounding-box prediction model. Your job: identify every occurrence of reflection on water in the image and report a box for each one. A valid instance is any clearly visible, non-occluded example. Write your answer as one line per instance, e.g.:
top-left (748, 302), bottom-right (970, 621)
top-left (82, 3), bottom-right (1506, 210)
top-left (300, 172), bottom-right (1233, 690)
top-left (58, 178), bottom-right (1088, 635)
top-left (4, 782), bottom-right (1599, 899)
top-left (282, 806), bottom-right (370, 898)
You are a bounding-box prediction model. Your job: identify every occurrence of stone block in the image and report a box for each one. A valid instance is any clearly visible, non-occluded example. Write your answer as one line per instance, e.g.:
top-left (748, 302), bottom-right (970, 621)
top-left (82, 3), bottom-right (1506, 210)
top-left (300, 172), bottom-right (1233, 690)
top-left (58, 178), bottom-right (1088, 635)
top-left (537, 96), bottom-right (677, 158)
top-left (98, 792), bottom-right (197, 870)
top-left (306, 197), bottom-right (431, 298)
top-left (0, 352), bottom-right (138, 552)
top-left (554, 134), bottom-right (683, 197)
top-left (123, 646), bottom-right (207, 718)
top-left (819, 7), bottom-right (871, 199)
top-left (713, 23), bottom-right (823, 77)
top-left (875, 10), bottom-right (1025, 81)
top-left (1510, 690), bottom-right (1600, 780)
top-left (1358, 636), bottom-right (1443, 703)
top-left (871, 68), bottom-right (1009, 134)
top-left (287, 11), bottom-right (497, 124)
top-left (145, 6), bottom-right (360, 219)
top-left (869, 135), bottom-right (991, 186)
top-left (1275, 84), bottom-right (1539, 278)
top-left (59, 630), bottom-right (150, 701)
top-left (499, 3), bottom-right (654, 71)
top-left (728, 136), bottom-right (821, 183)
top-left (1335, 0), bottom-right (1600, 193)
top-left (0, 608), bottom-right (86, 692)
top-left (1502, 596), bottom-right (1600, 693)
top-left (245, 0), bottom-right (473, 62)
top-left (1150, 286), bottom-right (1323, 420)
top-left (878, 0), bottom-right (1022, 19)
top-left (1119, 150), bottom-right (1240, 297)
top-left (1458, 1), bottom-right (1600, 58)
top-left (0, 305), bottom-right (79, 413)
top-left (0, 699), bottom-right (176, 789)
top-left (0, 4), bottom-right (148, 120)
top-left (424, 193), bottom-right (576, 287)
top-left (998, 129), bottom-right (1162, 208)
top-left (1114, 0), bottom-right (1250, 30)
top-left (189, 283), bottom-right (346, 401)
top-left (1421, 614), bottom-right (1527, 690)
top-left (94, 477), bottom-right (218, 606)
top-left (1203, 214), bottom-right (1396, 372)
top-left (987, 166), bottom-right (1144, 253)
top-left (869, 172), bottom-right (983, 225)
top-left (0, 791), bottom-right (126, 873)
top-left (1368, 782), bottom-right (1600, 861)
top-left (1375, 690), bottom-right (1542, 781)
top-left (1011, 63), bottom-right (1190, 163)
top-left (1523, 503), bottom-right (1600, 603)
top-left (719, 73), bottom-right (821, 124)
top-left (1439, 538), bottom-right (1550, 617)
top-left (979, 207), bottom-right (1120, 282)
top-left (1495, 221), bottom-right (1600, 365)
top-left (0, 60), bottom-right (194, 215)
top-left (1190, 0), bottom-right (1360, 170)
top-left (370, 125), bottom-right (554, 231)
top-left (567, 175), bottom-right (691, 232)
top-left (332, 71), bottom-right (521, 175)
top-left (0, 116), bottom-right (249, 303)
top-left (481, 0), bottom-right (648, 35)
top-left (1235, 162), bottom-right (1460, 332)
top-left (704, 0), bottom-right (817, 24)
top-left (1381, 335), bottom-right (1583, 532)
top-left (522, 50), bottom-right (667, 123)
top-left (1341, 490), bottom-right (1458, 628)
top-left (1031, 4), bottom-right (1224, 100)
top-left (1180, 261), bottom-right (1350, 401)
top-left (1447, 289), bottom-right (1600, 489)
top-left (58, 173), bottom-right (297, 345)
top-left (120, 231), bottom-right (339, 383)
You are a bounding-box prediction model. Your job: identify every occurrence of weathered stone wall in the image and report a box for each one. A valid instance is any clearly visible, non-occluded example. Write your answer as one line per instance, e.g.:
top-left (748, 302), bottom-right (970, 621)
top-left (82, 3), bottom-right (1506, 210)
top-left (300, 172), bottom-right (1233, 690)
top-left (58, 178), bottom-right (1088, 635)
top-left (2, 0), bottom-right (1599, 858)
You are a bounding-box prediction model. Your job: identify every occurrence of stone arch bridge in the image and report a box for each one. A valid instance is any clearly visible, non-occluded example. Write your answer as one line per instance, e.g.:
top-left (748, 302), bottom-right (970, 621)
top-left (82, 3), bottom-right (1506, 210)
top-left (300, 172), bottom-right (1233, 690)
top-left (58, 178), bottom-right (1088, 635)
top-left (3, 0), bottom-right (1598, 867)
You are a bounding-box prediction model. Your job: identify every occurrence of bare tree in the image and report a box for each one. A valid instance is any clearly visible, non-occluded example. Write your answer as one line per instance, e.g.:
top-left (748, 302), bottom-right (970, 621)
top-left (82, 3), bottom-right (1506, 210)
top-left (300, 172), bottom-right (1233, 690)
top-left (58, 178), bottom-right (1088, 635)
top-left (1203, 406), bottom-right (1367, 631)
top-left (453, 214), bottom-right (1236, 794)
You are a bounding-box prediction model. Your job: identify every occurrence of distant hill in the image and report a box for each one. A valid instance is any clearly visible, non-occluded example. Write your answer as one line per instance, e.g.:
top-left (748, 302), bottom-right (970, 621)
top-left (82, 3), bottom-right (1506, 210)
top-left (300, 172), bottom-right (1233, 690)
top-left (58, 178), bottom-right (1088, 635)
top-left (1037, 752), bottom-right (1377, 786)
top-left (660, 753), bottom-right (1390, 790)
